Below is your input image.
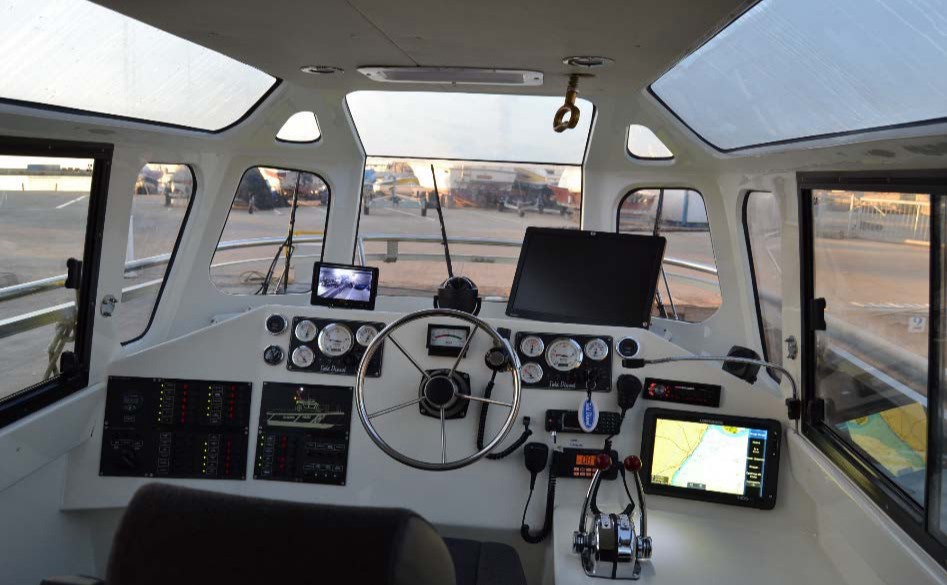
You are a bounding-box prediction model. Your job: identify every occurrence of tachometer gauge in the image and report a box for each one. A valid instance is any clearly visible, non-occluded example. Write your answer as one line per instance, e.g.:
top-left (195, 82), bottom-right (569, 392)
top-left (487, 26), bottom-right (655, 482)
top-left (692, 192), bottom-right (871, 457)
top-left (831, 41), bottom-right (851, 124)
top-left (427, 324), bottom-right (471, 357)
top-left (519, 335), bottom-right (545, 358)
top-left (294, 319), bottom-right (318, 343)
top-left (545, 338), bottom-right (583, 372)
top-left (291, 345), bottom-right (315, 368)
top-left (355, 324), bottom-right (379, 347)
top-left (317, 323), bottom-right (353, 357)
top-left (584, 338), bottom-right (609, 361)
top-left (520, 362), bottom-right (544, 384)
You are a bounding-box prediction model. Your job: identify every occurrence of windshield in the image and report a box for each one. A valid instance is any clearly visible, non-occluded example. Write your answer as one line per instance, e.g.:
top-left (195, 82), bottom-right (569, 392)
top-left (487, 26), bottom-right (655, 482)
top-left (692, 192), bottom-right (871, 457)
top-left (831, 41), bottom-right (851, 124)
top-left (357, 158), bottom-right (581, 299)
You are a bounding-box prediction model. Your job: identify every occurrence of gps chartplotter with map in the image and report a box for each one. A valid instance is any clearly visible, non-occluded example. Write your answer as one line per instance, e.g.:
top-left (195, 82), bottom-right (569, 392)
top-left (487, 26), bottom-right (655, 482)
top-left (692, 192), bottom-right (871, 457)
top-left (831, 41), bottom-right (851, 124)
top-left (640, 408), bottom-right (781, 509)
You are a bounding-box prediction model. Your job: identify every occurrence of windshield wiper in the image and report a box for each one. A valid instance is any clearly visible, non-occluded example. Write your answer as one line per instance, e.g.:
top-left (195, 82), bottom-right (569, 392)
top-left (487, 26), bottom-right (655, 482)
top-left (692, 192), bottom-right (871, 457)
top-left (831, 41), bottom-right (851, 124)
top-left (257, 174), bottom-right (302, 295)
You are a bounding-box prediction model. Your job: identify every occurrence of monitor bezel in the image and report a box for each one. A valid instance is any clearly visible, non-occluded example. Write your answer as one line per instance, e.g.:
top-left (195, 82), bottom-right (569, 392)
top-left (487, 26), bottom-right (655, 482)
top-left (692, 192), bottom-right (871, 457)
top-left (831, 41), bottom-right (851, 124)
top-left (640, 407), bottom-right (781, 510)
top-left (310, 262), bottom-right (379, 310)
top-left (505, 227), bottom-right (666, 327)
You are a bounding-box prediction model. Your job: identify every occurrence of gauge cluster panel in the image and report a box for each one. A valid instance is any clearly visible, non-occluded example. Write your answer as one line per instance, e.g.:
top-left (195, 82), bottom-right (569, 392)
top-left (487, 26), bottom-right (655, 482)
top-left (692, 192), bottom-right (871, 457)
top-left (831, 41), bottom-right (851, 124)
top-left (285, 317), bottom-right (385, 377)
top-left (100, 376), bottom-right (251, 479)
top-left (254, 382), bottom-right (353, 486)
top-left (514, 332), bottom-right (612, 392)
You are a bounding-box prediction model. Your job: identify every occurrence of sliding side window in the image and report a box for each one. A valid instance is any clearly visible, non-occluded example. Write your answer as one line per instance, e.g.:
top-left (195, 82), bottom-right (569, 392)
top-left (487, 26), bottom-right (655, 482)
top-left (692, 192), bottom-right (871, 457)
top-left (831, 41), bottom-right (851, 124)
top-left (211, 167), bottom-right (330, 295)
top-left (0, 145), bottom-right (110, 425)
top-left (617, 189), bottom-right (720, 322)
top-left (117, 164), bottom-right (195, 342)
top-left (801, 174), bottom-right (947, 561)
top-left (744, 192), bottom-right (783, 378)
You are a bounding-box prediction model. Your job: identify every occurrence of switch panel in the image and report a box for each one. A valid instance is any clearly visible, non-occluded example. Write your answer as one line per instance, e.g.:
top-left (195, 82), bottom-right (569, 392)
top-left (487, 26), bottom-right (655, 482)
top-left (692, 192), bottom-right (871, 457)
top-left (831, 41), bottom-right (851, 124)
top-left (100, 376), bottom-right (251, 479)
top-left (254, 382), bottom-right (353, 486)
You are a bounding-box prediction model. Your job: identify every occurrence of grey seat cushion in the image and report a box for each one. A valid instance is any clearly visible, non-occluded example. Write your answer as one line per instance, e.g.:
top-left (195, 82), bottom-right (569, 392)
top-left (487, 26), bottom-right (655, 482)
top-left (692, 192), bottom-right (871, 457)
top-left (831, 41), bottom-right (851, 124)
top-left (444, 538), bottom-right (528, 585)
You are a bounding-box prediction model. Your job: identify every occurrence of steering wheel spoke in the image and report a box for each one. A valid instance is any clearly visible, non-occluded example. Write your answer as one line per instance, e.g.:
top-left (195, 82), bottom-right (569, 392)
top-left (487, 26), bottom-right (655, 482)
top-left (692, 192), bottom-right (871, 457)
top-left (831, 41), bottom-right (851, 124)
top-left (460, 393), bottom-right (514, 409)
top-left (368, 397), bottom-right (423, 420)
top-left (355, 308), bottom-right (521, 471)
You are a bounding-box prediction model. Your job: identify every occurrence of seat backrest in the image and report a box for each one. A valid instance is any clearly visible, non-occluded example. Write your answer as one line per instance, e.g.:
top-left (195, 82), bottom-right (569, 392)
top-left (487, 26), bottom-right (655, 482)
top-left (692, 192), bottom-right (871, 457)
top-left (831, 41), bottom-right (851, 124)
top-left (106, 483), bottom-right (456, 585)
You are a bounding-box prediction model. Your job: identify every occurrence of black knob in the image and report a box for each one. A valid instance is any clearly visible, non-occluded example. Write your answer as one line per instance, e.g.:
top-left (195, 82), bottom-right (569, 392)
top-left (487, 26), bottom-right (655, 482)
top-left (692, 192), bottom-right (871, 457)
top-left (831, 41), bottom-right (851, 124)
top-left (617, 337), bottom-right (640, 359)
top-left (265, 314), bottom-right (287, 335)
top-left (484, 346), bottom-right (510, 371)
top-left (263, 345), bottom-right (285, 366)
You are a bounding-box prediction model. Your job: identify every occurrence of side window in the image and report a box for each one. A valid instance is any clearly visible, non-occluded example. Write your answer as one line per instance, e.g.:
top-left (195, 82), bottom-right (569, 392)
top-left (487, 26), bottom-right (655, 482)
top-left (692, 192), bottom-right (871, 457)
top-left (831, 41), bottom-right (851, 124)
top-left (744, 192), bottom-right (783, 378)
top-left (0, 149), bottom-right (107, 412)
top-left (117, 164), bottom-right (195, 342)
top-left (810, 189), bottom-right (930, 504)
top-left (211, 167), bottom-right (329, 295)
top-left (617, 189), bottom-right (721, 322)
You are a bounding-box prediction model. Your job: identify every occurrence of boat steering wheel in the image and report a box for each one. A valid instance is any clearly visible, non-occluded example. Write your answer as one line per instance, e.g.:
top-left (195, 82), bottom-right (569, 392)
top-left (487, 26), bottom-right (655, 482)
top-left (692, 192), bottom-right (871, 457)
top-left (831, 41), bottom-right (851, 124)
top-left (355, 308), bottom-right (522, 471)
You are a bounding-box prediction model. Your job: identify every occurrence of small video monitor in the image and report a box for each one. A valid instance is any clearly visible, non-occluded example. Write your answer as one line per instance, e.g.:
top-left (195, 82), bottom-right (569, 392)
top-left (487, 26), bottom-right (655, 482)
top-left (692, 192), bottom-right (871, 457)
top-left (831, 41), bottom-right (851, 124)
top-left (640, 408), bottom-right (781, 509)
top-left (310, 262), bottom-right (379, 310)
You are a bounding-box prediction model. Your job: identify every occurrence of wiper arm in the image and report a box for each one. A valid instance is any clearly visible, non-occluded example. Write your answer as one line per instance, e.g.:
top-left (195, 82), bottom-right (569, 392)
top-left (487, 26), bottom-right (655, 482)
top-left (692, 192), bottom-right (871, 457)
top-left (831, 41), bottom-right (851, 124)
top-left (257, 173), bottom-right (303, 295)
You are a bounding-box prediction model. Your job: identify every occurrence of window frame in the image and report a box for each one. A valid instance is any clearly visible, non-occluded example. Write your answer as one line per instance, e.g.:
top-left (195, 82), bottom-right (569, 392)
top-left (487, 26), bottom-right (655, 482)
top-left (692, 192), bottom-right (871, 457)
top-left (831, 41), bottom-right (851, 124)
top-left (615, 186), bottom-right (720, 322)
top-left (798, 170), bottom-right (947, 563)
top-left (742, 191), bottom-right (780, 380)
top-left (625, 124), bottom-right (674, 162)
top-left (209, 165), bottom-right (332, 296)
top-left (275, 111), bottom-right (322, 145)
top-left (122, 163), bottom-right (198, 345)
top-left (0, 136), bottom-right (112, 428)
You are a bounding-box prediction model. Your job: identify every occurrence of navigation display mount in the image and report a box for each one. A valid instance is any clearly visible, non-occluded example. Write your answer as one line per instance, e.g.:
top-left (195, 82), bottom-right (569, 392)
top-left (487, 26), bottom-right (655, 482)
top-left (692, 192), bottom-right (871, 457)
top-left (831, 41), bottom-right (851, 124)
top-left (640, 408), bottom-right (781, 510)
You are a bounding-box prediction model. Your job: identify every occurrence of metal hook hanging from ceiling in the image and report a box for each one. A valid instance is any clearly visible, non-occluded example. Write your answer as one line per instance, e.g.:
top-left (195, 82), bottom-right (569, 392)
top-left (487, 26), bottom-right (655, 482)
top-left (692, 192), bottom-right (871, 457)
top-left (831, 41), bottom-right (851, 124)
top-left (553, 74), bottom-right (582, 133)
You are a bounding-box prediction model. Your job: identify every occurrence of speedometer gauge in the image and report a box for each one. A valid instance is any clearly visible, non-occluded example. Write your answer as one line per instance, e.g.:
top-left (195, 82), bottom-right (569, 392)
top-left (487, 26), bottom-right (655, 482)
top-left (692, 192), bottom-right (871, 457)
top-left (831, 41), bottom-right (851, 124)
top-left (584, 338), bottom-right (609, 361)
top-left (519, 335), bottom-right (545, 358)
top-left (317, 323), bottom-right (353, 357)
top-left (545, 338), bottom-right (583, 372)
top-left (520, 362), bottom-right (544, 384)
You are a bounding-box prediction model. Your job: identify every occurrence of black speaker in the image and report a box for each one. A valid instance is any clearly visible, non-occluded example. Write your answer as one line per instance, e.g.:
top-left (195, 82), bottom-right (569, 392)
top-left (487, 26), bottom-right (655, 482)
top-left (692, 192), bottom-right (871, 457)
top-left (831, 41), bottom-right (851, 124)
top-left (722, 346), bottom-right (761, 384)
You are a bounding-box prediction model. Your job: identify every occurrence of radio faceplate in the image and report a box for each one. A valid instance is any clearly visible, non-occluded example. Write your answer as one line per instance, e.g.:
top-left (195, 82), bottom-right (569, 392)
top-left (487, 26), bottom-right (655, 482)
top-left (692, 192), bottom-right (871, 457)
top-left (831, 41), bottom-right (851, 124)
top-left (514, 332), bottom-right (612, 392)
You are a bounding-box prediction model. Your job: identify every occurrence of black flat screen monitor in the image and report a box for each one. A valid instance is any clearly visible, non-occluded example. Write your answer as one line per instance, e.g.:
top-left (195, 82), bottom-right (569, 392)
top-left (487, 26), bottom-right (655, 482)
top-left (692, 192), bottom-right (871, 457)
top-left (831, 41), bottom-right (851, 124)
top-left (640, 408), bottom-right (781, 510)
top-left (505, 228), bottom-right (665, 327)
top-left (310, 262), bottom-right (379, 310)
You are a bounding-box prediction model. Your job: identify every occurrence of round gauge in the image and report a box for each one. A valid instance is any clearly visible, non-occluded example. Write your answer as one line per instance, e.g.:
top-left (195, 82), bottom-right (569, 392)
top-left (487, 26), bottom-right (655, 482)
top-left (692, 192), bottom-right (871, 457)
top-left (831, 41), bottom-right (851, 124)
top-left (355, 324), bottom-right (379, 347)
top-left (318, 323), bottom-right (354, 357)
top-left (584, 338), bottom-right (609, 361)
top-left (265, 314), bottom-right (287, 335)
top-left (291, 345), bottom-right (315, 368)
top-left (294, 319), bottom-right (318, 343)
top-left (520, 362), bottom-right (544, 384)
top-left (616, 337), bottom-right (640, 359)
top-left (545, 338), bottom-right (584, 372)
top-left (519, 335), bottom-right (545, 358)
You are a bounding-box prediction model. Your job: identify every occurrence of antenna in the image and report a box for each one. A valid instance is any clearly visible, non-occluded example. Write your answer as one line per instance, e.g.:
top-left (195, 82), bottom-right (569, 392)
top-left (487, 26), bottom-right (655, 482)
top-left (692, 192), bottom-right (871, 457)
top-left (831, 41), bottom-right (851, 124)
top-left (430, 164), bottom-right (455, 279)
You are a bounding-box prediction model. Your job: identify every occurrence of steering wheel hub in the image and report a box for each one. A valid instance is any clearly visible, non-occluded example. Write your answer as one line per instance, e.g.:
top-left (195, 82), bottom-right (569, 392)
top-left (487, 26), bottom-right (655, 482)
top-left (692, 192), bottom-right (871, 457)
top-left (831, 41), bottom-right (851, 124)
top-left (423, 375), bottom-right (458, 408)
